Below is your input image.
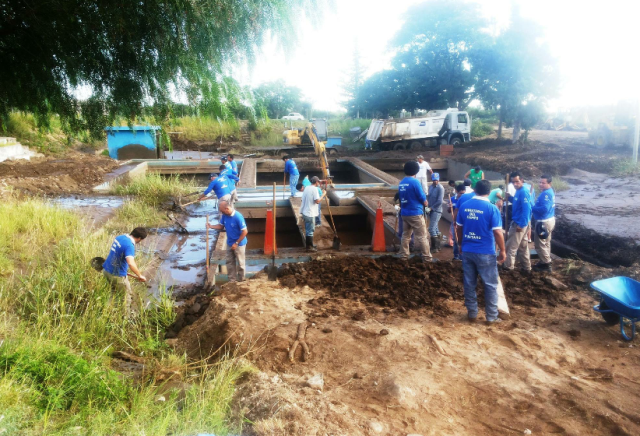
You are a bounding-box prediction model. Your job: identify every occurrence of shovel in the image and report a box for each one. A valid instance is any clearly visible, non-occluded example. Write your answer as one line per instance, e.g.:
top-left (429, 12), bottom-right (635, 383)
top-left (91, 257), bottom-right (140, 280)
top-left (267, 182), bottom-right (278, 281)
top-left (324, 194), bottom-right (341, 251)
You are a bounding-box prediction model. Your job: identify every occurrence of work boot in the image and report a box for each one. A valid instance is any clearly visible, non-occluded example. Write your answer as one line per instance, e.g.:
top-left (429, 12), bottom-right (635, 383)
top-left (532, 262), bottom-right (553, 273)
top-left (430, 236), bottom-right (440, 253)
top-left (306, 236), bottom-right (317, 252)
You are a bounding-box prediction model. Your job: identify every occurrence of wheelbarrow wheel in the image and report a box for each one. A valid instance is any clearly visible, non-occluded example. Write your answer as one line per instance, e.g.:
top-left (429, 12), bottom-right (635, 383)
top-left (620, 317), bottom-right (636, 341)
top-left (599, 300), bottom-right (620, 326)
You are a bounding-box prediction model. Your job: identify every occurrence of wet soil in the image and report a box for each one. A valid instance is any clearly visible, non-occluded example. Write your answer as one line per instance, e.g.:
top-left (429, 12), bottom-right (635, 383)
top-left (0, 151), bottom-right (120, 195)
top-left (554, 216), bottom-right (640, 267)
top-left (277, 256), bottom-right (572, 316)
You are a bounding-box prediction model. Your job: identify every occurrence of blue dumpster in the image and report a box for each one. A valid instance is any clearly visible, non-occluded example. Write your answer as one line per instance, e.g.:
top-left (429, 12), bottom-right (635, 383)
top-left (105, 126), bottom-right (162, 160)
top-left (326, 136), bottom-right (342, 148)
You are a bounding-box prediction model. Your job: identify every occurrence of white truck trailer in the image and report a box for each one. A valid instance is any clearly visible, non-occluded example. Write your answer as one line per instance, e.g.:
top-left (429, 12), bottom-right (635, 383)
top-left (365, 108), bottom-right (471, 151)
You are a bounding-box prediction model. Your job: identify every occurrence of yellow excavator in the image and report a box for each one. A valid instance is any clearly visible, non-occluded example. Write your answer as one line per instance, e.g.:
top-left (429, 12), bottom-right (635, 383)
top-left (283, 122), bottom-right (331, 179)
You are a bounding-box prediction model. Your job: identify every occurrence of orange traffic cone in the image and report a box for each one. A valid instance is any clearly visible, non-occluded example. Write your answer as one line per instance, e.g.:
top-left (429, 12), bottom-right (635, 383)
top-left (371, 202), bottom-right (386, 252)
top-left (264, 209), bottom-right (277, 255)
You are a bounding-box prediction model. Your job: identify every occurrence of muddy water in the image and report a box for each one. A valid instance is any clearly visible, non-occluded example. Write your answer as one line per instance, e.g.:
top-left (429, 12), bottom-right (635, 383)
top-left (50, 195), bottom-right (125, 226)
top-left (556, 169), bottom-right (640, 242)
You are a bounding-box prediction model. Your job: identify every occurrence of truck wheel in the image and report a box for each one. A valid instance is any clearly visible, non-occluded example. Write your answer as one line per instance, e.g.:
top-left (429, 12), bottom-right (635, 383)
top-left (450, 137), bottom-right (462, 145)
top-left (393, 142), bottom-right (407, 150)
top-left (409, 141), bottom-right (423, 151)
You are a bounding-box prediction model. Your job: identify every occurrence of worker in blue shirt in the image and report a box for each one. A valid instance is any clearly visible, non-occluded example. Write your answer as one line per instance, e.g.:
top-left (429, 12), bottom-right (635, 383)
top-left (456, 180), bottom-right (507, 323)
top-left (450, 183), bottom-right (467, 260)
top-left (503, 171), bottom-right (533, 271)
top-left (283, 155), bottom-right (300, 198)
top-left (226, 154), bottom-right (239, 175)
top-left (219, 162), bottom-right (240, 204)
top-left (398, 161), bottom-right (432, 261)
top-left (532, 175), bottom-right (556, 272)
top-left (198, 166), bottom-right (236, 203)
top-left (207, 200), bottom-right (248, 282)
top-left (102, 227), bottom-right (148, 317)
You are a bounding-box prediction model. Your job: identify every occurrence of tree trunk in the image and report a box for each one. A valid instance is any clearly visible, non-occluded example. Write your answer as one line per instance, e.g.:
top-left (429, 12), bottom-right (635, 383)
top-left (512, 121), bottom-right (521, 143)
top-left (498, 110), bottom-right (503, 139)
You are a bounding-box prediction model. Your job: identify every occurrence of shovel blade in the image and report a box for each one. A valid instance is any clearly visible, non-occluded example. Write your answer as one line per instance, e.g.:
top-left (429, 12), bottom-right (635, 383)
top-left (91, 257), bottom-right (105, 272)
top-left (267, 264), bottom-right (278, 281)
top-left (333, 237), bottom-right (342, 251)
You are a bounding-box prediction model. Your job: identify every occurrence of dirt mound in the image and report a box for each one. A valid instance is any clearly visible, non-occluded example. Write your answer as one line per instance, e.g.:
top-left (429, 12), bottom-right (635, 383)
top-left (456, 139), bottom-right (622, 178)
top-left (0, 151), bottom-right (119, 195)
top-left (554, 216), bottom-right (640, 267)
top-left (278, 256), bottom-right (571, 314)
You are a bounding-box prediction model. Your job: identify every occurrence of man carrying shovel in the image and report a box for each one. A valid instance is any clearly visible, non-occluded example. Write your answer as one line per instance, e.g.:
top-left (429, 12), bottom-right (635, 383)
top-left (102, 227), bottom-right (148, 317)
top-left (207, 200), bottom-right (248, 283)
top-left (198, 166), bottom-right (237, 204)
top-left (455, 180), bottom-right (506, 324)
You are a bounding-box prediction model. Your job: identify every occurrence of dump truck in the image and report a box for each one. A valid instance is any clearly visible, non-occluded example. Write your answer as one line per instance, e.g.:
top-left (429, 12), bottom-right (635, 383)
top-left (365, 108), bottom-right (471, 151)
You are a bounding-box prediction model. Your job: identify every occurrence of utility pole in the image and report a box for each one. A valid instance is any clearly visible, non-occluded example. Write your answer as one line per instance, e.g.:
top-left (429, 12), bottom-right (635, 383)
top-left (634, 97), bottom-right (640, 163)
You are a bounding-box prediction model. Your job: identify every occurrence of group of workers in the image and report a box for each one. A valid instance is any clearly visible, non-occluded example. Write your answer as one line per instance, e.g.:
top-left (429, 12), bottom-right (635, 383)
top-left (103, 152), bottom-right (555, 324)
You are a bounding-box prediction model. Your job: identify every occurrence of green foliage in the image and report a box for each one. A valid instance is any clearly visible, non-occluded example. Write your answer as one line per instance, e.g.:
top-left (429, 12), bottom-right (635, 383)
top-left (551, 176), bottom-right (570, 192)
top-left (0, 0), bottom-right (320, 139)
top-left (0, 341), bottom-right (129, 412)
top-left (612, 159), bottom-right (640, 177)
top-left (0, 196), bottom-right (252, 434)
top-left (113, 174), bottom-right (198, 207)
top-left (471, 120), bottom-right (495, 138)
top-left (466, 108), bottom-right (499, 124)
top-left (254, 80), bottom-right (304, 119)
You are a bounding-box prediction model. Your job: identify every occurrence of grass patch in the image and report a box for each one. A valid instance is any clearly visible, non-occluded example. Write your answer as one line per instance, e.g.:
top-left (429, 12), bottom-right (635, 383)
top-left (105, 200), bottom-right (170, 234)
top-left (552, 176), bottom-right (570, 192)
top-left (169, 116), bottom-right (240, 141)
top-left (612, 159), bottom-right (640, 177)
top-left (0, 196), bottom-right (252, 434)
top-left (113, 173), bottom-right (198, 207)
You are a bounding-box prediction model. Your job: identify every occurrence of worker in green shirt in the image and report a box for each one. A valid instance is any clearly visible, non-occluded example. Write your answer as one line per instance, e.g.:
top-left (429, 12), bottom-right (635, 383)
top-left (465, 166), bottom-right (484, 188)
top-left (488, 185), bottom-right (504, 209)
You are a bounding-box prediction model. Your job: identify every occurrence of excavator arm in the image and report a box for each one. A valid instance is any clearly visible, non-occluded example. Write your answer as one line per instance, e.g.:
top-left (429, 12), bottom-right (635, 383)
top-left (304, 124), bottom-right (331, 181)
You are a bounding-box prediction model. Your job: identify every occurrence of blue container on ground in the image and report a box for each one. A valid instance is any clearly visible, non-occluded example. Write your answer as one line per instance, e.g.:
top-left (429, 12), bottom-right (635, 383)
top-left (105, 126), bottom-right (161, 160)
top-left (326, 137), bottom-right (342, 148)
top-left (591, 276), bottom-right (640, 340)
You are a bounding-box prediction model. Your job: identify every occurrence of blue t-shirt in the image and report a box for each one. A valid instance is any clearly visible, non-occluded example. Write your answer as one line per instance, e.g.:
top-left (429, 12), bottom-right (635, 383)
top-left (532, 188), bottom-right (555, 221)
top-left (284, 160), bottom-right (299, 176)
top-left (456, 197), bottom-right (503, 255)
top-left (398, 177), bottom-right (427, 217)
top-left (220, 211), bottom-right (248, 247)
top-left (103, 235), bottom-right (135, 277)
top-left (455, 192), bottom-right (475, 210)
top-left (229, 160), bottom-right (238, 175)
top-left (511, 185), bottom-right (533, 227)
top-left (204, 175), bottom-right (233, 198)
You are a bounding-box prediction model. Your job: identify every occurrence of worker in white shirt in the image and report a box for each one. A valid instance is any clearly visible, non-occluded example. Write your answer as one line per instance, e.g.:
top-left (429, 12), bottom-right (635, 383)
top-left (416, 155), bottom-right (433, 193)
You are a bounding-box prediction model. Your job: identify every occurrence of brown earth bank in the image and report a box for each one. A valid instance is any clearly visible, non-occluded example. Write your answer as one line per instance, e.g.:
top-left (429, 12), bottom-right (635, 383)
top-left (0, 151), bottom-right (120, 195)
top-left (167, 256), bottom-right (640, 436)
top-left (554, 216), bottom-right (640, 268)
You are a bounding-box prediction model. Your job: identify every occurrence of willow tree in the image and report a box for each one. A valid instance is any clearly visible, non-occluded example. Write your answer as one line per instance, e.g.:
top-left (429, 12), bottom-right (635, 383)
top-left (0, 0), bottom-right (318, 138)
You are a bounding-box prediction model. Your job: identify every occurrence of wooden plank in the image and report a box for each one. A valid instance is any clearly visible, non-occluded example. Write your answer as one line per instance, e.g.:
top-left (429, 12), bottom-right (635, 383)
top-left (343, 157), bottom-right (400, 185)
top-left (238, 158), bottom-right (256, 188)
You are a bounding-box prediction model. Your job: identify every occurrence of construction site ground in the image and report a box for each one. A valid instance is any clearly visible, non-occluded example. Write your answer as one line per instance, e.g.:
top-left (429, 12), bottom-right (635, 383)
top-left (5, 130), bottom-right (640, 435)
top-left (169, 256), bottom-right (640, 436)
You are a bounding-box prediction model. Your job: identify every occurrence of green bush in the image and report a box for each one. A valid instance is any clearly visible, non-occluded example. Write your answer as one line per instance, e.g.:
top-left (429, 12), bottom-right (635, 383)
top-left (471, 119), bottom-right (495, 138)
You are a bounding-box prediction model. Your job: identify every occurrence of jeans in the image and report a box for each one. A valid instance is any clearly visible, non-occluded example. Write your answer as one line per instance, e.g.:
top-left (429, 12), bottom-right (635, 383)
top-left (315, 203), bottom-right (322, 226)
top-left (462, 252), bottom-right (499, 321)
top-left (289, 174), bottom-right (299, 197)
top-left (428, 210), bottom-right (442, 236)
top-left (303, 214), bottom-right (315, 237)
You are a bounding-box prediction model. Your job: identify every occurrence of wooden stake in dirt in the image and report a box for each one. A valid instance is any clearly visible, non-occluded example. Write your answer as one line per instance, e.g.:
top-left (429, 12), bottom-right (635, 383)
top-left (288, 322), bottom-right (310, 362)
top-left (206, 215), bottom-right (210, 274)
top-left (427, 334), bottom-right (448, 356)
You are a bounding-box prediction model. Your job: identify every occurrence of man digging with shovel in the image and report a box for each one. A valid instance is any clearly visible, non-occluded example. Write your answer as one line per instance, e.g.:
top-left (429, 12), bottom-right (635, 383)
top-left (101, 227), bottom-right (148, 317)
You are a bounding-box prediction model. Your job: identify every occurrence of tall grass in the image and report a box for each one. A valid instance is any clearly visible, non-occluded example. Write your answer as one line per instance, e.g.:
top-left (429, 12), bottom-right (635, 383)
top-left (0, 196), bottom-right (251, 434)
top-left (113, 173), bottom-right (198, 207)
top-left (169, 116), bottom-right (240, 140)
